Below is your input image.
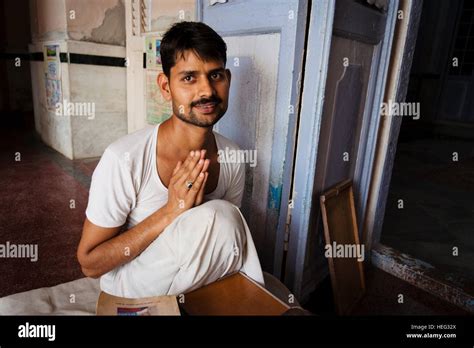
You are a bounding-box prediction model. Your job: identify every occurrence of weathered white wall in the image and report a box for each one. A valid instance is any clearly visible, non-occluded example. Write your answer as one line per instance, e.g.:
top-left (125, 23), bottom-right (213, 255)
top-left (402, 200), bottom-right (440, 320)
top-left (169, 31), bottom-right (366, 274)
top-left (29, 41), bottom-right (73, 158)
top-left (29, 0), bottom-right (127, 159)
top-left (150, 0), bottom-right (196, 31)
top-left (30, 0), bottom-right (68, 42)
top-left (68, 41), bottom-right (127, 159)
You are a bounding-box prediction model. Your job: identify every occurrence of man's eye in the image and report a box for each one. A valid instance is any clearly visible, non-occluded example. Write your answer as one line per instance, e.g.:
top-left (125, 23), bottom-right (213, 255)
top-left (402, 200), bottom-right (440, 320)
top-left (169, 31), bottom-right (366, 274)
top-left (183, 76), bottom-right (194, 82)
top-left (211, 73), bottom-right (222, 80)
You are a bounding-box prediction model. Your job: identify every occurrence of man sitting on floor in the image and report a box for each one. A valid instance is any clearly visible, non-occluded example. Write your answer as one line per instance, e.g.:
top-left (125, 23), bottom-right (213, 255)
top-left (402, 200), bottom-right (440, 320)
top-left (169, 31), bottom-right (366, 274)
top-left (77, 21), bottom-right (264, 298)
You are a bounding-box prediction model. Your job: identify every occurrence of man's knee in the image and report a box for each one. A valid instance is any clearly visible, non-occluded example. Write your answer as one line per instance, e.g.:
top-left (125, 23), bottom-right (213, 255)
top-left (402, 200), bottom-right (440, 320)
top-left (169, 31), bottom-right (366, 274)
top-left (182, 199), bottom-right (246, 251)
top-left (158, 199), bottom-right (247, 258)
top-left (193, 200), bottom-right (244, 234)
top-left (165, 199), bottom-right (246, 277)
top-left (198, 199), bottom-right (240, 220)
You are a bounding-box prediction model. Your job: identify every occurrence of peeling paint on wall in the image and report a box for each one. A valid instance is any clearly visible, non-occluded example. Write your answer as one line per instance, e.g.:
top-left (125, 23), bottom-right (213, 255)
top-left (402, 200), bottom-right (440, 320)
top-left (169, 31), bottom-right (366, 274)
top-left (89, 1), bottom-right (125, 46)
top-left (66, 0), bottom-right (125, 46)
top-left (150, 0), bottom-right (196, 32)
top-left (268, 183), bottom-right (282, 210)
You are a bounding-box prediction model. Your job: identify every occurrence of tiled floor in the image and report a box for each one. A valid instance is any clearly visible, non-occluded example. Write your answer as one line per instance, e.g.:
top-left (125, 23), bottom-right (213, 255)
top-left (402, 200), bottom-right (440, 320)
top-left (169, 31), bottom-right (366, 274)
top-left (0, 124), bottom-right (99, 297)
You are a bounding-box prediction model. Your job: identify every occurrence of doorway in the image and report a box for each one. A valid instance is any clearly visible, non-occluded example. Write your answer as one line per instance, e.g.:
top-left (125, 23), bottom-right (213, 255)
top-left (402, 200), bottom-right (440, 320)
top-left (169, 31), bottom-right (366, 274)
top-left (380, 0), bottom-right (474, 306)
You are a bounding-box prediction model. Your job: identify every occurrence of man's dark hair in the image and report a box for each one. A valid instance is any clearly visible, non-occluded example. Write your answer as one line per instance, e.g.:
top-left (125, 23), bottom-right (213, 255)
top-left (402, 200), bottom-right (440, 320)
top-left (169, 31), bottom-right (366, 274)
top-left (160, 21), bottom-right (227, 78)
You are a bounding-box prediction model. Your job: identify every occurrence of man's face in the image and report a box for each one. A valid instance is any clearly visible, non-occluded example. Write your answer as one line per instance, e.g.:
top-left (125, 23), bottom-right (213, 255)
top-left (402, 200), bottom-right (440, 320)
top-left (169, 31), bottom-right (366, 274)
top-left (160, 50), bottom-right (231, 128)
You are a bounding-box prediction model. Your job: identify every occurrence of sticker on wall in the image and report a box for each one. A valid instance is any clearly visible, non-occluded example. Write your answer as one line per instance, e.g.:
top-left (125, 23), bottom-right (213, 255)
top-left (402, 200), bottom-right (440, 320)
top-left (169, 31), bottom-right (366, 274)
top-left (43, 44), bottom-right (62, 110)
top-left (145, 35), bottom-right (163, 70)
top-left (45, 79), bottom-right (62, 111)
top-left (145, 35), bottom-right (171, 124)
top-left (44, 44), bottom-right (61, 80)
top-left (146, 69), bottom-right (172, 125)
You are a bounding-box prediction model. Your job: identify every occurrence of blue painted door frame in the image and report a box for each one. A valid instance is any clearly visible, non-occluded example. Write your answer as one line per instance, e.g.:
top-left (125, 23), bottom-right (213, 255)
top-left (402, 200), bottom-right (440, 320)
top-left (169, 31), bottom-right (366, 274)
top-left (282, 0), bottom-right (335, 299)
top-left (286, 0), bottom-right (400, 301)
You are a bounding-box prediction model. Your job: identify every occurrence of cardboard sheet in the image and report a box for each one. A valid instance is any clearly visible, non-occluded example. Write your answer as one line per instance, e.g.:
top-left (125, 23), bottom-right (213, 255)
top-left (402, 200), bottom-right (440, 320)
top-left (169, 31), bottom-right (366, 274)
top-left (96, 292), bottom-right (180, 316)
top-left (180, 272), bottom-right (291, 315)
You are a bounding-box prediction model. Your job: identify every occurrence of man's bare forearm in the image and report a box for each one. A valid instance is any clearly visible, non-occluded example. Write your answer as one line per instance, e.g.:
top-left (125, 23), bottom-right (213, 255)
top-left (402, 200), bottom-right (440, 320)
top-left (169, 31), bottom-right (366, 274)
top-left (81, 207), bottom-right (177, 278)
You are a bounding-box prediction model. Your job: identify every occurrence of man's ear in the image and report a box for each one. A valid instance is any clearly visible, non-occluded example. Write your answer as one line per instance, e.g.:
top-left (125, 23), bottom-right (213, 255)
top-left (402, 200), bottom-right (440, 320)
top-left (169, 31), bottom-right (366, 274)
top-left (225, 68), bottom-right (231, 84)
top-left (157, 73), bottom-right (172, 101)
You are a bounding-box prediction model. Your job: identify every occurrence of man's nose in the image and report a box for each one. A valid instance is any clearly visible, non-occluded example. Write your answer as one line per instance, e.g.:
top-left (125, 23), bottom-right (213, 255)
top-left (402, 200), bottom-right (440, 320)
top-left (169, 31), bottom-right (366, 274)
top-left (197, 76), bottom-right (215, 98)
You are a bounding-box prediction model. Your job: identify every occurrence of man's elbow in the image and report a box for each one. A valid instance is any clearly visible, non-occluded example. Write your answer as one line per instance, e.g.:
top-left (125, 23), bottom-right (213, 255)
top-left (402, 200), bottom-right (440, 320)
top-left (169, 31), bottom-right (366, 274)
top-left (77, 252), bottom-right (102, 279)
top-left (81, 267), bottom-right (102, 279)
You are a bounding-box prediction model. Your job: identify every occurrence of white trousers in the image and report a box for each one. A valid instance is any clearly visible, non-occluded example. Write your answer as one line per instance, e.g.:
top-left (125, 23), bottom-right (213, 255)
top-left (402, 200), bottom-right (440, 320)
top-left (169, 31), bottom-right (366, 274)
top-left (100, 200), bottom-right (264, 298)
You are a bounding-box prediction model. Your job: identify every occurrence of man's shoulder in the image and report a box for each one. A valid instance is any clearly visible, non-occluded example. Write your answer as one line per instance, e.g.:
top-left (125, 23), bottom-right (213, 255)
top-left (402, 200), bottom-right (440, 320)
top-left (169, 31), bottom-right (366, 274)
top-left (106, 125), bottom-right (157, 159)
top-left (214, 131), bottom-right (241, 151)
top-left (214, 131), bottom-right (247, 179)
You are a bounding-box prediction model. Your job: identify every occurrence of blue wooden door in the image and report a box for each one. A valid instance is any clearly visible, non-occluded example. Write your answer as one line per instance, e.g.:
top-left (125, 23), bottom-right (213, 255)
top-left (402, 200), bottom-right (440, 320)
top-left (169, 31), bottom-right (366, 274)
top-left (286, 0), bottom-right (398, 301)
top-left (198, 0), bottom-right (308, 276)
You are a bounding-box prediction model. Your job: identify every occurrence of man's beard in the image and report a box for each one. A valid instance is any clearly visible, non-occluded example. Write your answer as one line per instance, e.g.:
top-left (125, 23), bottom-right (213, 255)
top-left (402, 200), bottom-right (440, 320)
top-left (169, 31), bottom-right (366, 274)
top-left (173, 97), bottom-right (226, 128)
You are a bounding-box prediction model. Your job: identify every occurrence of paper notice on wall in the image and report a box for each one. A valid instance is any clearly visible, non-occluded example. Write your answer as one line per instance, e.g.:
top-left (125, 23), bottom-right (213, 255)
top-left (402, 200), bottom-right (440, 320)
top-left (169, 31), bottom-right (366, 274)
top-left (45, 79), bottom-right (62, 111)
top-left (144, 35), bottom-right (171, 124)
top-left (145, 36), bottom-right (162, 71)
top-left (44, 44), bottom-right (61, 80)
top-left (146, 69), bottom-right (172, 125)
top-left (43, 44), bottom-right (62, 110)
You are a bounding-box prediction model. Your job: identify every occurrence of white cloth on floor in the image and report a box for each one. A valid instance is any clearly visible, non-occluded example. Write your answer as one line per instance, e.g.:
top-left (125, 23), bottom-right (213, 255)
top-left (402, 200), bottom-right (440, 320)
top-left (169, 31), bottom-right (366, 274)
top-left (0, 272), bottom-right (298, 315)
top-left (100, 200), bottom-right (264, 298)
top-left (0, 277), bottom-right (100, 315)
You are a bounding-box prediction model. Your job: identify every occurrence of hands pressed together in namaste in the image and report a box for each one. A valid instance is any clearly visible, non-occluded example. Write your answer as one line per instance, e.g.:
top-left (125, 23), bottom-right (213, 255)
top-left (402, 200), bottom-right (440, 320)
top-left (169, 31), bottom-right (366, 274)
top-left (163, 149), bottom-right (211, 216)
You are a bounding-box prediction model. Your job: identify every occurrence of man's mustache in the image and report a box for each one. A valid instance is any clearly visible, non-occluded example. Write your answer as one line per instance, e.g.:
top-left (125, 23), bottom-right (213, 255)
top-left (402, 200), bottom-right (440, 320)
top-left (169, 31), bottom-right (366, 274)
top-left (191, 97), bottom-right (222, 107)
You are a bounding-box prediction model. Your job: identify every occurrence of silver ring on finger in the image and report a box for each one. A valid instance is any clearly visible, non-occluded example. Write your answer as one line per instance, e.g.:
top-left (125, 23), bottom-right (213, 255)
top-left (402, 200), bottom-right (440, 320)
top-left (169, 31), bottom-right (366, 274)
top-left (186, 180), bottom-right (193, 189)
